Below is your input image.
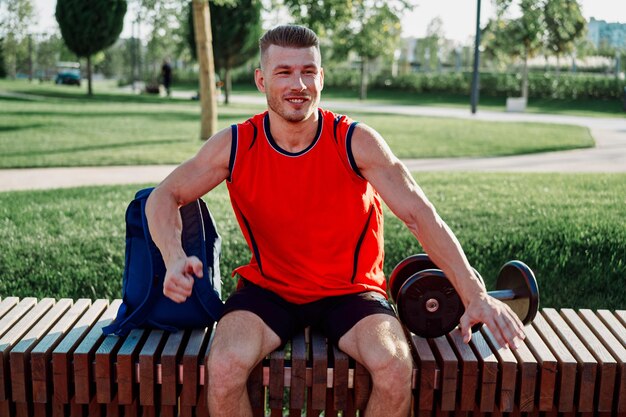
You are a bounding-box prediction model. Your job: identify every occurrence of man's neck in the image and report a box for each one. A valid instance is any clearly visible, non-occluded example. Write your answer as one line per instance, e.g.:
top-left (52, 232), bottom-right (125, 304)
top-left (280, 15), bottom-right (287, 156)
top-left (267, 109), bottom-right (319, 153)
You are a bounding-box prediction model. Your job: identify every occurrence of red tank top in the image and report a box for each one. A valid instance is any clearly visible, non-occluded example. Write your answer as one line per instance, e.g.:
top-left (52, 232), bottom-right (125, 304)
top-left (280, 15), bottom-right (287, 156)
top-left (226, 108), bottom-right (386, 304)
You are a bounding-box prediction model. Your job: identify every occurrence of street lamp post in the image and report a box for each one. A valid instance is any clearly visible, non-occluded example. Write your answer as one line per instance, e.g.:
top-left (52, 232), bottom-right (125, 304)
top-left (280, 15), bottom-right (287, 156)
top-left (470, 0), bottom-right (482, 114)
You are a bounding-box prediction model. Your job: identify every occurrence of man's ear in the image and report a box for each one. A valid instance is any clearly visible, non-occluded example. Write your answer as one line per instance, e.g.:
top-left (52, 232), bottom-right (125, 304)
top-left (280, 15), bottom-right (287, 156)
top-left (254, 68), bottom-right (265, 93)
top-left (319, 67), bottom-right (324, 91)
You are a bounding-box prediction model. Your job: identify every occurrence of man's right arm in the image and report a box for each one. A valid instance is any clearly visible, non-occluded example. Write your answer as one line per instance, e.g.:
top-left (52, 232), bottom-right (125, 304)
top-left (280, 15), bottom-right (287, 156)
top-left (145, 127), bottom-right (232, 303)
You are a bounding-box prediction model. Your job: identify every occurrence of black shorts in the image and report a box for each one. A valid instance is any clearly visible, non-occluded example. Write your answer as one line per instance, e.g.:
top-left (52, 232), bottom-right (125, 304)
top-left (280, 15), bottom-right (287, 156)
top-left (222, 280), bottom-right (397, 347)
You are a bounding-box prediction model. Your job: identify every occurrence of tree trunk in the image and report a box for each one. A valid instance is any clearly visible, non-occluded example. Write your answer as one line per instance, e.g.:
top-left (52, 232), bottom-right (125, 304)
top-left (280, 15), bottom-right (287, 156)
top-left (556, 54), bottom-right (561, 77)
top-left (521, 53), bottom-right (529, 100)
top-left (192, 0), bottom-right (218, 140)
top-left (224, 67), bottom-right (232, 105)
top-left (27, 35), bottom-right (33, 82)
top-left (87, 55), bottom-right (93, 96)
top-left (359, 58), bottom-right (368, 101)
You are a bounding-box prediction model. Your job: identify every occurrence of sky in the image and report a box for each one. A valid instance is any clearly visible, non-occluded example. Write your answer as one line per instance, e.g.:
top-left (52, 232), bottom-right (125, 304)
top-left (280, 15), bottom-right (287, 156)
top-left (31, 0), bottom-right (626, 45)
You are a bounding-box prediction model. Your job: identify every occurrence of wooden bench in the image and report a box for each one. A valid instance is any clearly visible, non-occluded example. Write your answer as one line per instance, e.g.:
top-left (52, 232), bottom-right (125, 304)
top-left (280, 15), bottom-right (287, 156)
top-left (0, 296), bottom-right (625, 416)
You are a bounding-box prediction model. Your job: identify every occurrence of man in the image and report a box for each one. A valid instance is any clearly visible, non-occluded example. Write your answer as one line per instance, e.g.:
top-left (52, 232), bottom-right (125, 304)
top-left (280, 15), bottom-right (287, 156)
top-left (145, 25), bottom-right (525, 417)
top-left (161, 58), bottom-right (172, 97)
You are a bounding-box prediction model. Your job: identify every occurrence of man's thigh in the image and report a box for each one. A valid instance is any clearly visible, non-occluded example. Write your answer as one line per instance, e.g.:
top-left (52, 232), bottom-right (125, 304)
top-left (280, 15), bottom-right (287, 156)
top-left (320, 291), bottom-right (398, 347)
top-left (209, 310), bottom-right (282, 368)
top-left (220, 279), bottom-right (299, 347)
top-left (337, 313), bottom-right (411, 371)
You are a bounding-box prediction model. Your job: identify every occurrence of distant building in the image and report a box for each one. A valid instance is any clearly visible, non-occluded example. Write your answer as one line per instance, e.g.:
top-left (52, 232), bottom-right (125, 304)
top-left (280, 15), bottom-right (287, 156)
top-left (587, 17), bottom-right (626, 49)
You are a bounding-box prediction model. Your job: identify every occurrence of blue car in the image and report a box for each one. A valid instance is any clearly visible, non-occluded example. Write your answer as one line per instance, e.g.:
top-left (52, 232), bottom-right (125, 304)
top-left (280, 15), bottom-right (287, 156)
top-left (55, 69), bottom-right (81, 86)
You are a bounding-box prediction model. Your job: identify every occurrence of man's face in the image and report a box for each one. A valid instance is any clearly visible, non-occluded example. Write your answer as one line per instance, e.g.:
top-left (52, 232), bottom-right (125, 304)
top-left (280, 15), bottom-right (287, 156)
top-left (255, 45), bottom-right (324, 123)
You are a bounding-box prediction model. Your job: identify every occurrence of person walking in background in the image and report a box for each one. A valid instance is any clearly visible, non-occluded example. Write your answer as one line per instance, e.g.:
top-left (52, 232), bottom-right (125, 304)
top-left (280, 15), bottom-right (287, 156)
top-left (161, 58), bottom-right (172, 97)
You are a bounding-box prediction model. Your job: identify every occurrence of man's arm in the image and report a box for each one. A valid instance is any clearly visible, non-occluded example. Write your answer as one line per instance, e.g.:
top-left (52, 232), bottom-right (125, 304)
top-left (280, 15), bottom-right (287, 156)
top-left (351, 124), bottom-right (525, 349)
top-left (145, 127), bottom-right (232, 303)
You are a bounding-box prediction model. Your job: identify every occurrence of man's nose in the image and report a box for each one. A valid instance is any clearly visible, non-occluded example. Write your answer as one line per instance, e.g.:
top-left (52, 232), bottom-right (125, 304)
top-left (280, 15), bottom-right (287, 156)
top-left (289, 73), bottom-right (306, 90)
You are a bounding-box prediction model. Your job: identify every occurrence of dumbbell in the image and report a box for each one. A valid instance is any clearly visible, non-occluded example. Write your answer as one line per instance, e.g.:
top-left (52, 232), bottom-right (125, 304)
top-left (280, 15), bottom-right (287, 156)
top-left (388, 254), bottom-right (539, 338)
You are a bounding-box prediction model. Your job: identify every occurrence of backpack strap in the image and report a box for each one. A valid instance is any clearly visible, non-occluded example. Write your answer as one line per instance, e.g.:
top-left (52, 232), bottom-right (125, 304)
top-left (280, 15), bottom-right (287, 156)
top-left (183, 199), bottom-right (224, 321)
top-left (104, 188), bottom-right (174, 335)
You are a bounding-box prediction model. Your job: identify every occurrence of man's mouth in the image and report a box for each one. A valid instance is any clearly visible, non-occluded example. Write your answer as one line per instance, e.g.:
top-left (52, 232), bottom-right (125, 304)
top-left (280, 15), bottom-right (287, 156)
top-left (285, 97), bottom-right (309, 104)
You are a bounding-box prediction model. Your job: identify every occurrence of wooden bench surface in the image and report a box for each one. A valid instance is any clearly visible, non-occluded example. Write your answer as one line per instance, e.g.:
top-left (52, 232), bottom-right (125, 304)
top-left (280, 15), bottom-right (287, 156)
top-left (0, 297), bottom-right (624, 417)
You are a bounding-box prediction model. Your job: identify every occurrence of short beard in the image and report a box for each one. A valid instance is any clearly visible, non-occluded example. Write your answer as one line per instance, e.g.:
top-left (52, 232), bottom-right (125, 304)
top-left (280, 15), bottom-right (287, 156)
top-left (266, 95), bottom-right (317, 123)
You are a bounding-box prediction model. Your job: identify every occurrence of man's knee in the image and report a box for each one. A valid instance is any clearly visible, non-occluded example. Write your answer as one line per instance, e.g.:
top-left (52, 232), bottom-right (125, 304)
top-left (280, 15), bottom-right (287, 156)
top-left (206, 311), bottom-right (281, 397)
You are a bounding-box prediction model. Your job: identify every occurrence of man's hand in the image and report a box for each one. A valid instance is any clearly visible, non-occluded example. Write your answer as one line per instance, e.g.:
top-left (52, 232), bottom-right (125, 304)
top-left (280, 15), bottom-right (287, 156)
top-left (459, 294), bottom-right (526, 349)
top-left (163, 256), bottom-right (204, 303)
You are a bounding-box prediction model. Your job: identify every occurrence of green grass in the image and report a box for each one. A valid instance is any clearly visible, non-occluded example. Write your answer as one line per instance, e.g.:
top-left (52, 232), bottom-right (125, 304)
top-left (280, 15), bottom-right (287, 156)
top-left (1, 173), bottom-right (624, 310)
top-left (0, 79), bottom-right (593, 168)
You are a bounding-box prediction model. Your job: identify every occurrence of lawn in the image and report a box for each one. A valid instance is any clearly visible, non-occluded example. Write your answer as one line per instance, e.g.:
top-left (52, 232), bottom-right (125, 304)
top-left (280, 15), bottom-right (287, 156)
top-left (1, 172), bottom-right (624, 310)
top-left (0, 79), bottom-right (594, 168)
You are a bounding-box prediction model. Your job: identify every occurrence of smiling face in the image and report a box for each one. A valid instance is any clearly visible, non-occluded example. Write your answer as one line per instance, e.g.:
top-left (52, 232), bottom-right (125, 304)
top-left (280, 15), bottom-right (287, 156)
top-left (255, 45), bottom-right (324, 124)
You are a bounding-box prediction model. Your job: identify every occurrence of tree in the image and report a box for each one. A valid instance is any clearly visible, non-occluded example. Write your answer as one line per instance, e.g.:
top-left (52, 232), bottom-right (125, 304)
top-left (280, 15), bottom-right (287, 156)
top-left (281, 0), bottom-right (354, 37)
top-left (0, 0), bottom-right (35, 78)
top-left (55, 0), bottom-right (127, 95)
top-left (135, 0), bottom-right (188, 82)
top-left (187, 0), bottom-right (262, 104)
top-left (0, 38), bottom-right (6, 78)
top-left (485, 0), bottom-right (544, 99)
top-left (543, 0), bottom-right (585, 76)
top-left (334, 2), bottom-right (403, 100)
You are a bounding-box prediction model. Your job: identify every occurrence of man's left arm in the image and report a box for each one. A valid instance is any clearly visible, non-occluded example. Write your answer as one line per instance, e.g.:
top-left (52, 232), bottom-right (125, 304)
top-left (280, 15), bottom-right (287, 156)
top-left (351, 124), bottom-right (525, 349)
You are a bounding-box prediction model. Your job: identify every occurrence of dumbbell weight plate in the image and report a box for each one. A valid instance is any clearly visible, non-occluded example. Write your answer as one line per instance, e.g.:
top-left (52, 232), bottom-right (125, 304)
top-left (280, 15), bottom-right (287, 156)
top-left (388, 254), bottom-right (437, 302)
top-left (396, 269), bottom-right (465, 338)
top-left (494, 260), bottom-right (539, 324)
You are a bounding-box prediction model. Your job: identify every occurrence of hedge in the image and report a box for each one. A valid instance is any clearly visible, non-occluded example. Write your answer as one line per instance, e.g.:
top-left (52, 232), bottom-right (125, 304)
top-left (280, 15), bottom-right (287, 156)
top-left (351, 71), bottom-right (626, 100)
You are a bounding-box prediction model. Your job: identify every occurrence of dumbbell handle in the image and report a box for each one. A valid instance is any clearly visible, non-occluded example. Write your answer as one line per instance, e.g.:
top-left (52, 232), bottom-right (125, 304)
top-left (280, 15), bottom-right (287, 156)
top-left (487, 289), bottom-right (518, 301)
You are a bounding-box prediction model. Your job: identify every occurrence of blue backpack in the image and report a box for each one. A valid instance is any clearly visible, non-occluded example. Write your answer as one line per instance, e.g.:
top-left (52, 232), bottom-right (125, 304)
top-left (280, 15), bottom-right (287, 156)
top-left (103, 187), bottom-right (224, 336)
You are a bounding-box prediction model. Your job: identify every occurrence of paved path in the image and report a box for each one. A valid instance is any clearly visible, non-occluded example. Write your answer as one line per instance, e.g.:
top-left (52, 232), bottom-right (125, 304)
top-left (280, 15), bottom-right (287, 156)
top-left (1, 94), bottom-right (624, 192)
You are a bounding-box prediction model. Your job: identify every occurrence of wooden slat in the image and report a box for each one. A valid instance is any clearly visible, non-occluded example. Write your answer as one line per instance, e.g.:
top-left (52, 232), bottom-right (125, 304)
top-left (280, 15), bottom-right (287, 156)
top-left (116, 328), bottom-right (146, 405)
top-left (31, 299), bottom-right (91, 404)
top-left (139, 330), bottom-right (166, 406)
top-left (332, 345), bottom-right (349, 411)
top-left (0, 297), bottom-right (53, 400)
top-left (509, 329), bottom-right (538, 412)
top-left (95, 332), bottom-right (123, 404)
top-left (431, 335), bottom-right (458, 411)
top-left (532, 311), bottom-right (578, 412)
top-left (597, 310), bottom-right (626, 346)
top-left (181, 328), bottom-right (209, 406)
top-left (0, 297), bottom-right (39, 401)
top-left (469, 330), bottom-right (498, 412)
top-left (52, 299), bottom-right (108, 404)
top-left (447, 328), bottom-right (478, 411)
top-left (268, 344), bottom-right (285, 412)
top-left (563, 308), bottom-right (619, 413)
top-left (0, 298), bottom-right (30, 339)
top-left (289, 330), bottom-right (307, 411)
top-left (199, 329), bottom-right (216, 417)
top-left (10, 298), bottom-right (72, 402)
top-left (579, 309), bottom-right (626, 413)
top-left (561, 309), bottom-right (618, 412)
top-left (73, 299), bottom-right (122, 404)
top-left (410, 334), bottom-right (438, 411)
top-left (310, 329), bottom-right (328, 410)
top-left (522, 322), bottom-right (558, 411)
top-left (480, 326), bottom-right (517, 412)
top-left (616, 310), bottom-right (626, 327)
top-left (0, 298), bottom-right (19, 323)
top-left (160, 329), bottom-right (185, 406)
top-left (542, 308), bottom-right (597, 412)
